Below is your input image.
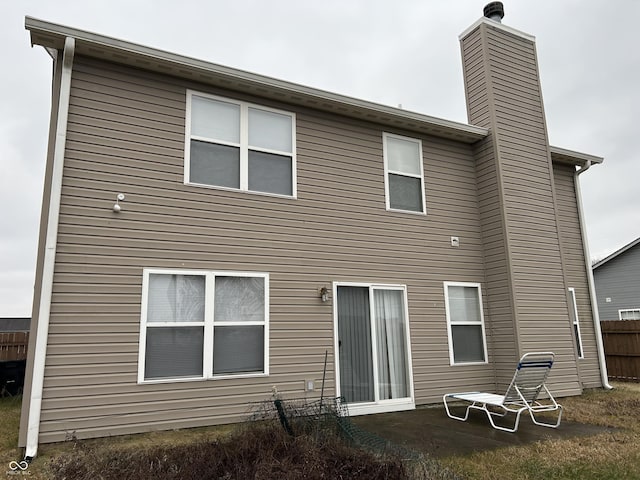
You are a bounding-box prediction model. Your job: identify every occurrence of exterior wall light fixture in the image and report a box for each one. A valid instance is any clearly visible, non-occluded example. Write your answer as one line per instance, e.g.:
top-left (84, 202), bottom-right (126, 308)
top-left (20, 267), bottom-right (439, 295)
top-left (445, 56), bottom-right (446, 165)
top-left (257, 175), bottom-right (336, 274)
top-left (112, 193), bottom-right (125, 213)
top-left (319, 287), bottom-right (329, 303)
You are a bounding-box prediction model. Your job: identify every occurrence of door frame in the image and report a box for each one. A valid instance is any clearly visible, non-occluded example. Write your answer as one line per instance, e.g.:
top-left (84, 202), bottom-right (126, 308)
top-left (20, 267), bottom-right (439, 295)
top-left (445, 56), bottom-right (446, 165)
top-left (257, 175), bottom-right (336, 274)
top-left (332, 281), bottom-right (415, 416)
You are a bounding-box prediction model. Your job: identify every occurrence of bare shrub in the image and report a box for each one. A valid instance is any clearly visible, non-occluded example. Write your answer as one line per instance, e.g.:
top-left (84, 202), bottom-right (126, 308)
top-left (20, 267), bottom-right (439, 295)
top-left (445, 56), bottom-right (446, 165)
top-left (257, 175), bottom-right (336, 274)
top-left (49, 422), bottom-right (409, 480)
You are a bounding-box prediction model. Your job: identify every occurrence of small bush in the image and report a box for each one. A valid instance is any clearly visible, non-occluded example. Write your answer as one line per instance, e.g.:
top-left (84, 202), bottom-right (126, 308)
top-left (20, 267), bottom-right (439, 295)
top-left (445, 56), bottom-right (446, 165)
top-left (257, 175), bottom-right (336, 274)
top-left (49, 422), bottom-right (410, 480)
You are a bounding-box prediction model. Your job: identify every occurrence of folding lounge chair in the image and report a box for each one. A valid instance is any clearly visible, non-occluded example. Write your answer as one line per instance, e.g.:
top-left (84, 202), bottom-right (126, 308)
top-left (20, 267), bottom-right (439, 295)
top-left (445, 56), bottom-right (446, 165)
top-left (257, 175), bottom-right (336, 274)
top-left (443, 352), bottom-right (563, 432)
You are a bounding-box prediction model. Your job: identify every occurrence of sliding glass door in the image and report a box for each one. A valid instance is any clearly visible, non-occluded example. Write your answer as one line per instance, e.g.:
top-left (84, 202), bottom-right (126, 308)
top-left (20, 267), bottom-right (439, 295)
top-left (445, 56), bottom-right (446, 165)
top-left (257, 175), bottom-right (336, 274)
top-left (336, 284), bottom-right (413, 414)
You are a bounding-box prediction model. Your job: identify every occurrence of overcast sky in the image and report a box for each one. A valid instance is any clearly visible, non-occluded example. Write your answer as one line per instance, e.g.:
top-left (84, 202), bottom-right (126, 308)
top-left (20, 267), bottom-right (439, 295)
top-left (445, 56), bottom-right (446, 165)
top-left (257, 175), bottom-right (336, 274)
top-left (1, 1), bottom-right (639, 317)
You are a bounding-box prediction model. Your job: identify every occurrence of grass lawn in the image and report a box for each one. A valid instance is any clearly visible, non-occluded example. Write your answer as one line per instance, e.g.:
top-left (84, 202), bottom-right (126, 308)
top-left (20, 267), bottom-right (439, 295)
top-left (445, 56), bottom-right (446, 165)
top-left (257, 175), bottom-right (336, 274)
top-left (440, 381), bottom-right (640, 480)
top-left (1, 382), bottom-right (638, 479)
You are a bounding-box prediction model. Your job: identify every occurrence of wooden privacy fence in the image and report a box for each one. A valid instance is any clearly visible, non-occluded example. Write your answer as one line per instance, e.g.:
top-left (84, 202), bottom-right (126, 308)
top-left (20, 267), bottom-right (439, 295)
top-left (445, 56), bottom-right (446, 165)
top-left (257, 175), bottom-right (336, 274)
top-left (0, 332), bottom-right (29, 361)
top-left (601, 320), bottom-right (640, 381)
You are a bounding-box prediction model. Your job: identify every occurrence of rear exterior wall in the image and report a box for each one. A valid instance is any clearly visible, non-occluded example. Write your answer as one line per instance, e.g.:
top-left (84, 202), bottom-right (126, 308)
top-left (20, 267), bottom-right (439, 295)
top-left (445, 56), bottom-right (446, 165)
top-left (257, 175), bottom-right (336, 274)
top-left (35, 55), bottom-right (496, 443)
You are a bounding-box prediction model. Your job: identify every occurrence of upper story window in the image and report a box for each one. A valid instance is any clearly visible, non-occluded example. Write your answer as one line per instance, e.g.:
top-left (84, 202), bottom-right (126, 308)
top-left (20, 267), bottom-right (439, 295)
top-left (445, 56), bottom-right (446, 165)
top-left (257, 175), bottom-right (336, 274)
top-left (383, 133), bottom-right (426, 214)
top-left (185, 91), bottom-right (296, 197)
top-left (444, 282), bottom-right (488, 365)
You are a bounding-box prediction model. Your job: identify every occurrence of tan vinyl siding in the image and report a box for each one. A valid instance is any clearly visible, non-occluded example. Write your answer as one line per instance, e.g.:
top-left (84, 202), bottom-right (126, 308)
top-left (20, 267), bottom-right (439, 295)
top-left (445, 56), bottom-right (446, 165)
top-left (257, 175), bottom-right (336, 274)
top-left (461, 23), bottom-right (582, 396)
top-left (35, 55), bottom-right (495, 443)
top-left (553, 163), bottom-right (603, 387)
top-left (473, 135), bottom-right (517, 388)
top-left (483, 26), bottom-right (580, 396)
top-left (462, 28), bottom-right (517, 389)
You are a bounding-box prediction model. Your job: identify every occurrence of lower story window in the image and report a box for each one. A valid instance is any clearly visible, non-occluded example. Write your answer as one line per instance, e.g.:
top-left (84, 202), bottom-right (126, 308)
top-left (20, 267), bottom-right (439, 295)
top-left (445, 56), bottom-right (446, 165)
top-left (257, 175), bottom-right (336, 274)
top-left (138, 269), bottom-right (269, 382)
top-left (444, 282), bottom-right (487, 364)
top-left (568, 287), bottom-right (584, 358)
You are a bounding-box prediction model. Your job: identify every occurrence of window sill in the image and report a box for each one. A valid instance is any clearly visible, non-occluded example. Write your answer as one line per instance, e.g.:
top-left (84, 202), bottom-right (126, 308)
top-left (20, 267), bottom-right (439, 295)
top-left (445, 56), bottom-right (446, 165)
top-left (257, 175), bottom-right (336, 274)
top-left (449, 360), bottom-right (489, 367)
top-left (185, 180), bottom-right (297, 200)
top-left (386, 207), bottom-right (427, 216)
top-left (138, 372), bottom-right (268, 385)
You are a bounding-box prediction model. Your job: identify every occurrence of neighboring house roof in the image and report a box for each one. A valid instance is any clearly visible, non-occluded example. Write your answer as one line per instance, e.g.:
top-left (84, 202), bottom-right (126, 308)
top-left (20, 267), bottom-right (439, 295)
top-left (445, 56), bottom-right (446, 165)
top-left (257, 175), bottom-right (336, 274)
top-left (593, 237), bottom-right (640, 270)
top-left (0, 318), bottom-right (31, 332)
top-left (25, 16), bottom-right (602, 168)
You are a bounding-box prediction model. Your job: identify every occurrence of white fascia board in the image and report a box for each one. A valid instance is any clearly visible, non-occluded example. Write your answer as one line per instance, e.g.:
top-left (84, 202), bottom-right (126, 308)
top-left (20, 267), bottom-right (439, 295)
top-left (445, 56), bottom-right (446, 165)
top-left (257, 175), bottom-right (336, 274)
top-left (25, 16), bottom-right (488, 143)
top-left (550, 146), bottom-right (604, 167)
top-left (459, 17), bottom-right (536, 43)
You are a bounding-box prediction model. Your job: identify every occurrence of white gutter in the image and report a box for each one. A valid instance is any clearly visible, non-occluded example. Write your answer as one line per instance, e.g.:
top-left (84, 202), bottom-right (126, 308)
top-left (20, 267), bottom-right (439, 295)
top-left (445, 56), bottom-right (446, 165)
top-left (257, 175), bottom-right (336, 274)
top-left (25, 17), bottom-right (488, 143)
top-left (575, 161), bottom-right (613, 390)
top-left (25, 36), bottom-right (75, 460)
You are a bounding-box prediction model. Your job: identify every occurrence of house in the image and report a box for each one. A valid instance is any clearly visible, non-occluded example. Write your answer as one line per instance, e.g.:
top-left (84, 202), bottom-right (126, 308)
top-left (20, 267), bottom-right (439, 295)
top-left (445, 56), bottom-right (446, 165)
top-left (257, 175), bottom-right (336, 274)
top-left (20, 3), bottom-right (610, 458)
top-left (0, 318), bottom-right (31, 333)
top-left (593, 237), bottom-right (640, 321)
top-left (0, 318), bottom-right (30, 395)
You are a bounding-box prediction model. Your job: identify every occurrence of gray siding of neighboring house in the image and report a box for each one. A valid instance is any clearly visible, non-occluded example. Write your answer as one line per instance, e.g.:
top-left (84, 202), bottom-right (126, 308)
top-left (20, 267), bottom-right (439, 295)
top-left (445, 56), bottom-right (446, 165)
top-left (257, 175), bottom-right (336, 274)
top-left (594, 244), bottom-right (640, 321)
top-left (460, 22), bottom-right (582, 395)
top-left (553, 163), bottom-right (603, 387)
top-left (27, 55), bottom-right (499, 444)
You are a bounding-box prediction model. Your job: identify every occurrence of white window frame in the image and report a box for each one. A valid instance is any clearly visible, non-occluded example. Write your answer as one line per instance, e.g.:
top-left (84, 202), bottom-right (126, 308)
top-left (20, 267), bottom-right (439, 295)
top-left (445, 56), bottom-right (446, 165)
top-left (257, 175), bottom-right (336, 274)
top-left (382, 132), bottom-right (426, 215)
top-left (332, 282), bottom-right (415, 416)
top-left (444, 282), bottom-right (488, 365)
top-left (184, 90), bottom-right (297, 198)
top-left (619, 308), bottom-right (640, 320)
top-left (568, 287), bottom-right (584, 359)
top-left (138, 268), bottom-right (269, 384)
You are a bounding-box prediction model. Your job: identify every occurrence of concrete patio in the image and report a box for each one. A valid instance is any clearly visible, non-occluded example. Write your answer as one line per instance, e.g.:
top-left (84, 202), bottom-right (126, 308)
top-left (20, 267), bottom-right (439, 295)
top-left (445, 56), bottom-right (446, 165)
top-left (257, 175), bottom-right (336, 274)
top-left (352, 405), bottom-right (610, 458)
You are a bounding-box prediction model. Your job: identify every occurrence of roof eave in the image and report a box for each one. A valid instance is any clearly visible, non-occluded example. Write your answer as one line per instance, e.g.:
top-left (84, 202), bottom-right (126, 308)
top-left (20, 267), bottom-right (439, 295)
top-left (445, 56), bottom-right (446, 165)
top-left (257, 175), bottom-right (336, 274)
top-left (25, 16), bottom-right (488, 144)
top-left (549, 146), bottom-right (604, 167)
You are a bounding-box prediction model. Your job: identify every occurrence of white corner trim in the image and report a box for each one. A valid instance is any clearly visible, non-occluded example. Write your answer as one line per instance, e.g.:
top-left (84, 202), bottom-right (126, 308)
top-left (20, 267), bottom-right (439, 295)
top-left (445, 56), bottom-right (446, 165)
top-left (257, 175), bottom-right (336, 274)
top-left (459, 17), bottom-right (535, 43)
top-left (25, 36), bottom-right (75, 459)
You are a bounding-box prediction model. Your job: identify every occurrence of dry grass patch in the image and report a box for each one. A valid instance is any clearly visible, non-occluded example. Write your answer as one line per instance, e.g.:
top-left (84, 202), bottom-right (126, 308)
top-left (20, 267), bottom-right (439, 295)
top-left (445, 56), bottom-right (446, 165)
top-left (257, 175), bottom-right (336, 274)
top-left (0, 395), bottom-right (23, 473)
top-left (2, 403), bottom-right (459, 480)
top-left (441, 382), bottom-right (640, 480)
top-left (3, 383), bottom-right (639, 479)
top-left (47, 423), bottom-right (413, 480)
top-left (562, 382), bottom-right (640, 428)
top-left (445, 431), bottom-right (640, 480)
top-left (23, 423), bottom-right (235, 479)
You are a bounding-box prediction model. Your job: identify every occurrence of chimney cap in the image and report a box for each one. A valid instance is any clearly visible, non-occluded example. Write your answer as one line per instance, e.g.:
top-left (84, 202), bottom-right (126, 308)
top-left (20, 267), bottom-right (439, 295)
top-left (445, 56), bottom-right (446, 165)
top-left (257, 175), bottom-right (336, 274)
top-left (483, 2), bottom-right (505, 22)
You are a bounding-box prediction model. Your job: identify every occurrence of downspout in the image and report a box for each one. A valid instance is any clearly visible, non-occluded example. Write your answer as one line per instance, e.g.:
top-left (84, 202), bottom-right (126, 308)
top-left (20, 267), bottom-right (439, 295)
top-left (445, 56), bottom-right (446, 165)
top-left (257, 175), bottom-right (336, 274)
top-left (575, 161), bottom-right (613, 390)
top-left (24, 36), bottom-right (75, 460)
